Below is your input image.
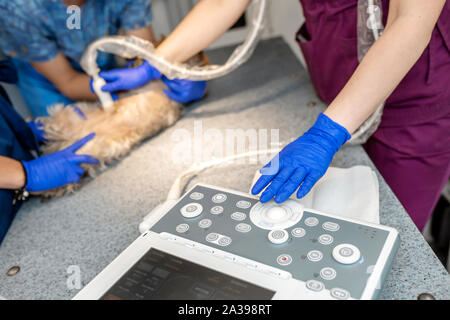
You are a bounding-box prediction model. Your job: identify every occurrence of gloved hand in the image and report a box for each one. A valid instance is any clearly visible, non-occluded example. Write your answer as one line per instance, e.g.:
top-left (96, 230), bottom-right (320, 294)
top-left (251, 113), bottom-right (351, 203)
top-left (22, 133), bottom-right (99, 192)
top-left (27, 120), bottom-right (46, 143)
top-left (162, 76), bottom-right (207, 104)
top-left (89, 78), bottom-right (118, 101)
top-left (96, 60), bottom-right (162, 93)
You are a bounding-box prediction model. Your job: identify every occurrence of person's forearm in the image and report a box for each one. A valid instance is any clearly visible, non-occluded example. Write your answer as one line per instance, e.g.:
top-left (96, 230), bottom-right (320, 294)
top-left (156, 0), bottom-right (251, 63)
top-left (324, 1), bottom-right (445, 133)
top-left (0, 156), bottom-right (26, 190)
top-left (32, 54), bottom-right (98, 102)
top-left (60, 72), bottom-right (98, 101)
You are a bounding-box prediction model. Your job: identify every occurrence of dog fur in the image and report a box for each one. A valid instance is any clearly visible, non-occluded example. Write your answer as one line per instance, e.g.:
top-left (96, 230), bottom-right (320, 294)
top-left (36, 52), bottom-right (208, 198)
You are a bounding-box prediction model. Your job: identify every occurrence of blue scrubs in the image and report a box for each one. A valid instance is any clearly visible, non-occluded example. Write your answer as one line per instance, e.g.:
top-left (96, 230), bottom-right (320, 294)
top-left (0, 61), bottom-right (40, 245)
top-left (0, 0), bottom-right (153, 117)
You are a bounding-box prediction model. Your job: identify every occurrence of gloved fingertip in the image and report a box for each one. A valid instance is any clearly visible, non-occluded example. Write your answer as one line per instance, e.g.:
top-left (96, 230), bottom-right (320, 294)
top-left (296, 188), bottom-right (309, 199)
top-left (98, 70), bottom-right (118, 81)
top-left (250, 187), bottom-right (258, 195)
top-left (274, 194), bottom-right (286, 203)
top-left (101, 83), bottom-right (117, 93)
top-left (260, 191), bottom-right (274, 203)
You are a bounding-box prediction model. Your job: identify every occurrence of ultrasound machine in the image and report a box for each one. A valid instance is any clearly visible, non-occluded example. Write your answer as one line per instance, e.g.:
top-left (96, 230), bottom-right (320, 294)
top-left (74, 184), bottom-right (399, 300)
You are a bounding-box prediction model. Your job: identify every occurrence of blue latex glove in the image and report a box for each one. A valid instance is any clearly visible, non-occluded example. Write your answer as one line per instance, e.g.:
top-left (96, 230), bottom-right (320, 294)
top-left (22, 133), bottom-right (99, 192)
top-left (162, 76), bottom-right (207, 104)
top-left (251, 113), bottom-right (351, 203)
top-left (97, 60), bottom-right (162, 93)
top-left (89, 78), bottom-right (118, 101)
top-left (27, 120), bottom-right (46, 143)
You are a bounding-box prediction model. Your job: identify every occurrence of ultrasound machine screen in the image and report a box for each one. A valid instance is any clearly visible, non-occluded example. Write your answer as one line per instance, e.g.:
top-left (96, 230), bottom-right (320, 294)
top-left (102, 248), bottom-right (275, 300)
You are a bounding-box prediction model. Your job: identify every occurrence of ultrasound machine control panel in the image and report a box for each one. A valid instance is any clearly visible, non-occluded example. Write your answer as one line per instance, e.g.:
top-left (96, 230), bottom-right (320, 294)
top-left (74, 184), bottom-right (399, 300)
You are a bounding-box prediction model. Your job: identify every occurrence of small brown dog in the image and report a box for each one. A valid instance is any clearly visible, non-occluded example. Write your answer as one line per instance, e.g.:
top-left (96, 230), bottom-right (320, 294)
top-left (37, 53), bottom-right (208, 198)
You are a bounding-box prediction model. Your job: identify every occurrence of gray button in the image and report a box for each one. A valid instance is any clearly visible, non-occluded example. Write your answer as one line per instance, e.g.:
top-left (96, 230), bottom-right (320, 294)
top-left (180, 203), bottom-right (203, 218)
top-left (272, 230), bottom-right (286, 239)
top-left (331, 288), bottom-right (350, 300)
top-left (206, 233), bottom-right (219, 242)
top-left (268, 229), bottom-right (289, 245)
top-left (304, 217), bottom-right (319, 227)
top-left (198, 219), bottom-right (212, 229)
top-left (277, 254), bottom-right (292, 266)
top-left (291, 227), bottom-right (306, 238)
top-left (176, 223), bottom-right (189, 233)
top-left (339, 247), bottom-right (354, 257)
top-left (332, 244), bottom-right (361, 264)
top-left (210, 206), bottom-right (224, 215)
top-left (218, 236), bottom-right (232, 246)
top-left (320, 267), bottom-right (337, 280)
top-left (306, 280), bottom-right (324, 292)
top-left (322, 221), bottom-right (340, 232)
top-left (212, 193), bottom-right (227, 203)
top-left (235, 223), bottom-right (252, 233)
top-left (318, 234), bottom-right (334, 245)
top-left (307, 250), bottom-right (323, 262)
top-left (189, 192), bottom-right (204, 200)
top-left (231, 212), bottom-right (247, 221)
top-left (236, 200), bottom-right (251, 209)
top-left (186, 205), bottom-right (197, 212)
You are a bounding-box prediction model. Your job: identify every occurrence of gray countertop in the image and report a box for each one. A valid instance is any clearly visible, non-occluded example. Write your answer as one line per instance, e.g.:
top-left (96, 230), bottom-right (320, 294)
top-left (0, 37), bottom-right (448, 300)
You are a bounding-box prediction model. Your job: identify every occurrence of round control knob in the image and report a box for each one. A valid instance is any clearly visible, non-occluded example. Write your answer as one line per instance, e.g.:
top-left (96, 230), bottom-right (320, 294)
top-left (268, 229), bottom-right (289, 245)
top-left (266, 207), bottom-right (287, 221)
top-left (250, 200), bottom-right (303, 230)
top-left (332, 244), bottom-right (361, 264)
top-left (180, 203), bottom-right (203, 218)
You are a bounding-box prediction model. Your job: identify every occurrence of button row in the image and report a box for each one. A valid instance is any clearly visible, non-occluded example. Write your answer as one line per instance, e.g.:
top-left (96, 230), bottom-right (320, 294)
top-left (305, 280), bottom-right (350, 299)
top-left (269, 227), bottom-right (334, 247)
top-left (159, 232), bottom-right (292, 280)
top-left (303, 216), bottom-right (341, 232)
top-left (206, 232), bottom-right (232, 247)
top-left (188, 192), bottom-right (254, 209)
top-left (276, 253), bottom-right (337, 281)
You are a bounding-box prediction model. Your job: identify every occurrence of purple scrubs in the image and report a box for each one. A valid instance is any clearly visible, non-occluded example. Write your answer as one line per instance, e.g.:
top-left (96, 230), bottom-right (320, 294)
top-left (296, 0), bottom-right (450, 230)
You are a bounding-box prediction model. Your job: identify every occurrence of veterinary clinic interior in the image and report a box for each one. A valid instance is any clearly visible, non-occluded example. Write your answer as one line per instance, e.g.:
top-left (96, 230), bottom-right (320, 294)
top-left (0, 0), bottom-right (449, 301)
